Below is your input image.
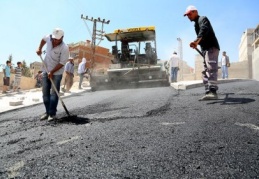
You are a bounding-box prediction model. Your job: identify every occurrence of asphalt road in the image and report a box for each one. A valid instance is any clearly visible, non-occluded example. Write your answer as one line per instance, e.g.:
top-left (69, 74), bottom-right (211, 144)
top-left (0, 80), bottom-right (259, 178)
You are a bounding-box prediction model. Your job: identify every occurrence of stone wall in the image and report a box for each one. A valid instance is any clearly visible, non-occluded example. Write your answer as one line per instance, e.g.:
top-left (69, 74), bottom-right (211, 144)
top-left (0, 72), bottom-right (36, 90)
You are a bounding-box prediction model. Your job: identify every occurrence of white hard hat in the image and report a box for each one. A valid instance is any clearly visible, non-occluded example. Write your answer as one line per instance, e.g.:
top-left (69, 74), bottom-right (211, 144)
top-left (52, 28), bottom-right (64, 39)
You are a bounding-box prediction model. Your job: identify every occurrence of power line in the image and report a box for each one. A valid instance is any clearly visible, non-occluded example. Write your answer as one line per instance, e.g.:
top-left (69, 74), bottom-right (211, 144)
top-left (81, 14), bottom-right (110, 70)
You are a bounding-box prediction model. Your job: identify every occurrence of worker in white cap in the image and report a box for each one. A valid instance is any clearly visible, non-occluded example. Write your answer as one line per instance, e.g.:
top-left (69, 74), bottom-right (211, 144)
top-left (62, 56), bottom-right (74, 93)
top-left (168, 51), bottom-right (180, 83)
top-left (36, 28), bottom-right (69, 121)
top-left (184, 5), bottom-right (220, 101)
top-left (78, 57), bottom-right (87, 89)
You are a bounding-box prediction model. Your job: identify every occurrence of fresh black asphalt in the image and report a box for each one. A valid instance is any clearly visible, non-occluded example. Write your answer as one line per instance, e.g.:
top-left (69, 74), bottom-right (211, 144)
top-left (0, 80), bottom-right (258, 178)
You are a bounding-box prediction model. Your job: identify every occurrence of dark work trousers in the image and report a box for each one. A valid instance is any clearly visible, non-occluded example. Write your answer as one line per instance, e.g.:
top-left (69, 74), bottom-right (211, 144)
top-left (202, 47), bottom-right (219, 93)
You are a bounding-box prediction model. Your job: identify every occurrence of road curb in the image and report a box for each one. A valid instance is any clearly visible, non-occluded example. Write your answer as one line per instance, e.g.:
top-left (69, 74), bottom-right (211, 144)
top-left (0, 87), bottom-right (91, 115)
top-left (170, 79), bottom-right (250, 90)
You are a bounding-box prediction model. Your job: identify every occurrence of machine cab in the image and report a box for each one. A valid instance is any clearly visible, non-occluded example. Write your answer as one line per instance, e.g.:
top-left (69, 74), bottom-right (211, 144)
top-left (105, 26), bottom-right (158, 67)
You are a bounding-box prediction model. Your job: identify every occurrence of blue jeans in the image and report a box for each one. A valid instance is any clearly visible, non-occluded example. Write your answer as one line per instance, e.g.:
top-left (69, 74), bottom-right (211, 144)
top-left (42, 72), bottom-right (63, 116)
top-left (170, 67), bottom-right (178, 82)
top-left (221, 65), bottom-right (228, 79)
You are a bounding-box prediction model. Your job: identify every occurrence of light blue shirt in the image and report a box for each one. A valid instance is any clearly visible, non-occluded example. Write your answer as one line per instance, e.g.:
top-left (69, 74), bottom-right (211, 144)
top-left (4, 65), bottom-right (11, 77)
top-left (64, 62), bottom-right (74, 74)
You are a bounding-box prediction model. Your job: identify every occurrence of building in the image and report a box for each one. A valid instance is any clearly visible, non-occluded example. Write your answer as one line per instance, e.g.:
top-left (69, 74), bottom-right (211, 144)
top-left (68, 40), bottom-right (113, 75)
top-left (239, 29), bottom-right (254, 62)
top-left (30, 61), bottom-right (42, 78)
top-left (252, 24), bottom-right (259, 80)
top-left (238, 28), bottom-right (254, 79)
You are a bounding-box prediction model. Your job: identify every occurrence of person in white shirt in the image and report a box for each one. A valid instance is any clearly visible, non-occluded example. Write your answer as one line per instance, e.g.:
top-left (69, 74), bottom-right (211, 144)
top-left (36, 28), bottom-right (69, 121)
top-left (62, 57), bottom-right (74, 92)
top-left (78, 58), bottom-right (87, 89)
top-left (168, 52), bottom-right (180, 82)
top-left (221, 51), bottom-right (230, 79)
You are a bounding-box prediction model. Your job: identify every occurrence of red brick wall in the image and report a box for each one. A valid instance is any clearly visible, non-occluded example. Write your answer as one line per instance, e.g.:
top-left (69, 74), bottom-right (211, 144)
top-left (69, 44), bottom-right (113, 71)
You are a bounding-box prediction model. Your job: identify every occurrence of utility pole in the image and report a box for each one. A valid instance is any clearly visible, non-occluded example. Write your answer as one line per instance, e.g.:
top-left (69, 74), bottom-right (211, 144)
top-left (81, 14), bottom-right (110, 70)
top-left (177, 38), bottom-right (183, 61)
top-left (177, 38), bottom-right (183, 81)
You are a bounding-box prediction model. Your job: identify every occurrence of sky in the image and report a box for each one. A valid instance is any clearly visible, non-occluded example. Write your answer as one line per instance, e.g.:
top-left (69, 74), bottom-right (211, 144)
top-left (0, 0), bottom-right (259, 70)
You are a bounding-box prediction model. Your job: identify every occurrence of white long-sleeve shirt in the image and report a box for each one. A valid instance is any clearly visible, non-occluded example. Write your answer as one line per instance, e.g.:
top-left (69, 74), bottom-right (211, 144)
top-left (221, 56), bottom-right (226, 66)
top-left (168, 54), bottom-right (180, 67)
top-left (78, 58), bottom-right (86, 74)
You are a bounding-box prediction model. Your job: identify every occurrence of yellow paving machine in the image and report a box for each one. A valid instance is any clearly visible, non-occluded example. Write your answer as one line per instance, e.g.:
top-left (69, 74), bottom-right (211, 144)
top-left (90, 26), bottom-right (169, 90)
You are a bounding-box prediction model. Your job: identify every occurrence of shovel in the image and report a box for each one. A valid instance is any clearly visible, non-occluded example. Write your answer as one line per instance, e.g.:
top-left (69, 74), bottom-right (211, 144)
top-left (39, 55), bottom-right (77, 119)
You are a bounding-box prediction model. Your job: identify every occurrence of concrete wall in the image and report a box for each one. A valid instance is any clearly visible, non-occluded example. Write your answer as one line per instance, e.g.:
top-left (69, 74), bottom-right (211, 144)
top-left (177, 59), bottom-right (195, 81)
top-left (194, 54), bottom-right (250, 80)
top-left (252, 47), bottom-right (259, 81)
top-left (0, 72), bottom-right (36, 90)
top-left (194, 54), bottom-right (204, 80)
top-left (219, 61), bottom-right (249, 79)
top-left (0, 71), bottom-right (84, 92)
top-left (182, 74), bottom-right (196, 81)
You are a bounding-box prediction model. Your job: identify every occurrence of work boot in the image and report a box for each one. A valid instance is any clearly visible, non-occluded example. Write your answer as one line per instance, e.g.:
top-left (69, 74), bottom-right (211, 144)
top-left (199, 92), bottom-right (218, 101)
top-left (48, 115), bottom-right (57, 122)
top-left (40, 113), bottom-right (49, 120)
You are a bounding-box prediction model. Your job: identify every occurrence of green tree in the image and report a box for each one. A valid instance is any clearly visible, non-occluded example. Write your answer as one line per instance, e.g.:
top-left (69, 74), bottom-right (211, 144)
top-left (21, 60), bottom-right (32, 77)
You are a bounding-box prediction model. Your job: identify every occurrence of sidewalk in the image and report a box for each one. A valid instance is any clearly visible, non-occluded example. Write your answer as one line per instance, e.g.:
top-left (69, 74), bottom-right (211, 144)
top-left (170, 78), bottom-right (247, 90)
top-left (0, 78), bottom-right (246, 114)
top-left (0, 81), bottom-right (91, 114)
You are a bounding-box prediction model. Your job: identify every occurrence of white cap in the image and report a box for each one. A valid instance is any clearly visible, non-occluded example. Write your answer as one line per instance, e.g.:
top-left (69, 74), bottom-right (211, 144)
top-left (68, 56), bottom-right (74, 60)
top-left (52, 28), bottom-right (64, 39)
top-left (184, 5), bottom-right (197, 16)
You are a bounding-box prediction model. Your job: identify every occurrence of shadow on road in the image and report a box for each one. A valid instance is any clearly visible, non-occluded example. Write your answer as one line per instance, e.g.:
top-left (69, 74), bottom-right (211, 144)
top-left (55, 116), bottom-right (90, 125)
top-left (207, 93), bottom-right (256, 105)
